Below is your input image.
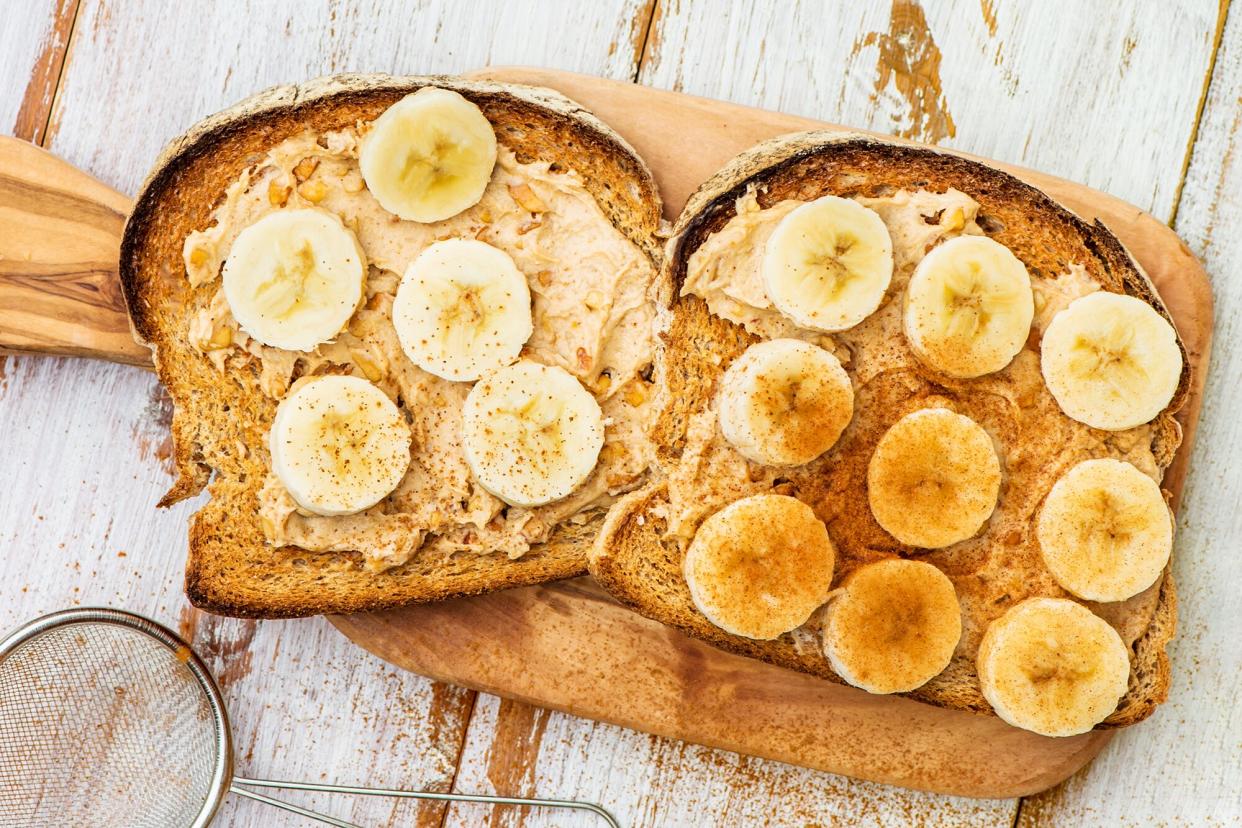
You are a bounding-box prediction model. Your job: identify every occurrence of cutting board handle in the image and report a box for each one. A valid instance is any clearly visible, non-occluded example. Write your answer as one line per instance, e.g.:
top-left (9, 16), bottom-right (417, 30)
top-left (0, 136), bottom-right (150, 366)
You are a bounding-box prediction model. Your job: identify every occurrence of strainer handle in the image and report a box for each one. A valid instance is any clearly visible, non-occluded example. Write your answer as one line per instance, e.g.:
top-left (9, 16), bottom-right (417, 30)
top-left (232, 776), bottom-right (622, 827)
top-left (229, 785), bottom-right (360, 827)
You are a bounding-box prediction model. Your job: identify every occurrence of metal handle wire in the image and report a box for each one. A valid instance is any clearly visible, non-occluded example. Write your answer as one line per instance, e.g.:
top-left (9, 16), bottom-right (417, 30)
top-left (0, 607), bottom-right (624, 828)
top-left (228, 786), bottom-right (357, 828)
top-left (231, 777), bottom-right (621, 827)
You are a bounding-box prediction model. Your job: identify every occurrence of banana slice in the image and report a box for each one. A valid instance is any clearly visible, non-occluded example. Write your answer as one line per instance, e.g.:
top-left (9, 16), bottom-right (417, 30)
top-left (1040, 291), bottom-right (1182, 431)
top-left (717, 339), bottom-right (854, 466)
top-left (822, 559), bottom-right (962, 694)
top-left (684, 494), bottom-right (836, 639)
top-left (762, 195), bottom-right (894, 332)
top-left (392, 238), bottom-right (533, 381)
top-left (977, 597), bottom-right (1130, 737)
top-left (359, 87), bottom-right (498, 222)
top-left (269, 375), bottom-right (412, 516)
top-left (222, 208), bottom-right (366, 351)
top-left (904, 235), bottom-right (1034, 378)
top-left (461, 360), bottom-right (604, 507)
top-left (1037, 458), bottom-right (1172, 602)
top-left (867, 408), bottom-right (1001, 548)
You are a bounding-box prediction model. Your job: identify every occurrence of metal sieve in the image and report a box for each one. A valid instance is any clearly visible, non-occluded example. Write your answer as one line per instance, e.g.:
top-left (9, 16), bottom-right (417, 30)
top-left (0, 607), bottom-right (620, 827)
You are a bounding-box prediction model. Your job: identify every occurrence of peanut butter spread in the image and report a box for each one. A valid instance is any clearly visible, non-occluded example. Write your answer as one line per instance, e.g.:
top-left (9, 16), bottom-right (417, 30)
top-left (674, 187), bottom-right (1162, 656)
top-left (182, 128), bottom-right (657, 570)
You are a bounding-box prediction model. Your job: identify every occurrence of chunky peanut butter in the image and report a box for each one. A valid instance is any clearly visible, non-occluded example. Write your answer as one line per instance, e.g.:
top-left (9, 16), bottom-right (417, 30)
top-left (182, 128), bottom-right (658, 571)
top-left (674, 187), bottom-right (1161, 656)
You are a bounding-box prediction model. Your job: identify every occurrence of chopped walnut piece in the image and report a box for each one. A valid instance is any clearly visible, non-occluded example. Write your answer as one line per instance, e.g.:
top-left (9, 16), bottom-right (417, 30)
top-left (268, 179), bottom-right (292, 207)
top-left (351, 351), bottom-right (383, 382)
top-left (205, 326), bottom-right (232, 350)
top-left (521, 518), bottom-right (546, 541)
top-left (509, 182), bottom-right (548, 213)
top-left (624, 382), bottom-right (647, 407)
top-left (298, 179), bottom-right (327, 203)
top-left (293, 156), bottom-right (321, 182)
top-left (599, 441), bottom-right (627, 464)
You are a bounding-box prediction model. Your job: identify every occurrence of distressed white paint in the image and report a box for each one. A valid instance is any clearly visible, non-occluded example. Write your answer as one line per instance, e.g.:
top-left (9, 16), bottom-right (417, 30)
top-left (1, 1), bottom-right (1237, 826)
top-left (46, 0), bottom-right (652, 195)
top-left (639, 0), bottom-right (1219, 222)
top-left (446, 695), bottom-right (1016, 828)
top-left (0, 1), bottom-right (62, 132)
top-left (0, 356), bottom-right (474, 828)
top-left (1016, 6), bottom-right (1242, 826)
top-left (5, 1), bottom-right (652, 826)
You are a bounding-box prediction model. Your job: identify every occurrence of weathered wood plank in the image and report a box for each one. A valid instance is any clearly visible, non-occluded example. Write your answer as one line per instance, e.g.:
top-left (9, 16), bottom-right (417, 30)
top-left (1, 0), bottom-right (77, 144)
top-left (3, 1), bottom-right (1233, 825)
top-left (44, 0), bottom-right (652, 195)
top-left (1, 1), bottom-right (649, 826)
top-left (1018, 4), bottom-right (1242, 825)
top-left (444, 695), bottom-right (1017, 828)
top-left (0, 361), bottom-right (477, 827)
top-left (187, 612), bottom-right (476, 828)
top-left (638, 0), bottom-right (1220, 223)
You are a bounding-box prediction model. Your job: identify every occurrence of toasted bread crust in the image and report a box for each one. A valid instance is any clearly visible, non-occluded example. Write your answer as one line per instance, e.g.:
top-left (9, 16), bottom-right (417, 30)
top-left (593, 132), bottom-right (1183, 728)
top-left (120, 74), bottom-right (662, 617)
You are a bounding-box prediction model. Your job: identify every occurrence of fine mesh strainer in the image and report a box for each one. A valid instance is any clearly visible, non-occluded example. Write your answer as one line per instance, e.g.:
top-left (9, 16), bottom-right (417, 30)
top-left (0, 608), bottom-right (620, 827)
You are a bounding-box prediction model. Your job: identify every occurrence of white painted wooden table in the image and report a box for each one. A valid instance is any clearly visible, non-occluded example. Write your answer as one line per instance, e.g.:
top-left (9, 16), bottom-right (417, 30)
top-left (2, 1), bottom-right (1239, 825)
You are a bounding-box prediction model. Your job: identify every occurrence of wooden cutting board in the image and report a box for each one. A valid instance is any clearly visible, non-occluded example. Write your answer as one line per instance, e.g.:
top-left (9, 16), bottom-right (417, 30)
top-left (0, 68), bottom-right (1213, 799)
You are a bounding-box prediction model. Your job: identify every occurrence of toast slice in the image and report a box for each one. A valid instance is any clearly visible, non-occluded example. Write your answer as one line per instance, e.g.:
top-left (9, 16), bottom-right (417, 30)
top-left (591, 132), bottom-right (1186, 727)
top-left (120, 74), bottom-right (662, 617)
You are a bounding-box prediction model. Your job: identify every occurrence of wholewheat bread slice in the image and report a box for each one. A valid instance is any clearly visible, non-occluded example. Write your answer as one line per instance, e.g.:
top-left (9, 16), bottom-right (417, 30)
top-left (590, 131), bottom-right (1186, 727)
top-left (120, 74), bottom-right (662, 618)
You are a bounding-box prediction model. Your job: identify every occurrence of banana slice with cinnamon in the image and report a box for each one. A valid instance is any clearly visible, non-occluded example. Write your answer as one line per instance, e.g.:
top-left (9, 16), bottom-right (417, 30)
top-left (867, 408), bottom-right (1002, 548)
top-left (684, 494), bottom-right (836, 639)
top-left (822, 559), bottom-right (962, 694)
top-left (978, 597), bottom-right (1130, 736)
top-left (717, 339), bottom-right (854, 466)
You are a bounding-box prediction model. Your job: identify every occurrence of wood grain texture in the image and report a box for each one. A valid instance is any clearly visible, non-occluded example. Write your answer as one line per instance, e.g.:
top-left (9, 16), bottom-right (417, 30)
top-left (0, 137), bottom-right (148, 364)
top-left (43, 0), bottom-right (653, 194)
top-left (637, 0), bottom-right (1220, 223)
top-left (2, 0), bottom-right (77, 144)
top-left (1018, 3), bottom-right (1242, 825)
top-left (445, 692), bottom-right (1016, 828)
top-left (0, 0), bottom-right (1234, 825)
top-left (335, 576), bottom-right (1110, 799)
top-left (0, 361), bottom-right (476, 827)
top-left (0, 2), bottom-right (649, 827)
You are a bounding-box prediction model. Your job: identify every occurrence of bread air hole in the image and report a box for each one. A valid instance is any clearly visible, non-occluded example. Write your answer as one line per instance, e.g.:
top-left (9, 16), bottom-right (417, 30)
top-left (977, 213), bottom-right (1007, 234)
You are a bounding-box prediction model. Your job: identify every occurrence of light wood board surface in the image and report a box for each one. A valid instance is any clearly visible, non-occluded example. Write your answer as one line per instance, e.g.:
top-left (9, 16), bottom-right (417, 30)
top-left (1, 1), bottom-right (1237, 825)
